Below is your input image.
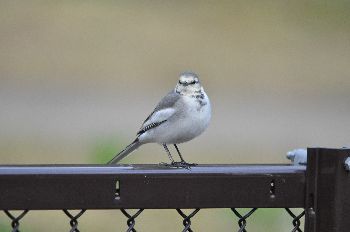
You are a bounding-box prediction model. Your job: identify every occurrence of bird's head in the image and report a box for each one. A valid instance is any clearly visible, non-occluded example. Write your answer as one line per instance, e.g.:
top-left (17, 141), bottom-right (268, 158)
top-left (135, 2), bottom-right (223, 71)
top-left (175, 72), bottom-right (203, 95)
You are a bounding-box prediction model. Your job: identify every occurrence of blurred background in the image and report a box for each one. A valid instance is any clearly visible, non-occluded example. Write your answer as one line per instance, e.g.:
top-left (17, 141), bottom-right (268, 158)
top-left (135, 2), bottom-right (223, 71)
top-left (1, 0), bottom-right (349, 231)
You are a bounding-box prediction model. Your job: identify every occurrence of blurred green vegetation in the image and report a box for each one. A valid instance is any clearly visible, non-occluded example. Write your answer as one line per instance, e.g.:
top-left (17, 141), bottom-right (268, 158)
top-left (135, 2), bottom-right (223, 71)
top-left (89, 136), bottom-right (125, 164)
top-left (0, 222), bottom-right (10, 232)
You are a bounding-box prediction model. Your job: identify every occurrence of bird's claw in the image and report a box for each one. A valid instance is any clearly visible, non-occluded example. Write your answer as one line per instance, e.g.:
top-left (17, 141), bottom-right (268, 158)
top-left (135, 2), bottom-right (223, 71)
top-left (158, 161), bottom-right (197, 169)
top-left (177, 161), bottom-right (197, 168)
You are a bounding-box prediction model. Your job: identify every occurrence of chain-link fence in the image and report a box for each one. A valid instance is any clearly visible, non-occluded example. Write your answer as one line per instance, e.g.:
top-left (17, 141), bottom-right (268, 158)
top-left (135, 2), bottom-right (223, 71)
top-left (2, 208), bottom-right (304, 232)
top-left (0, 148), bottom-right (349, 232)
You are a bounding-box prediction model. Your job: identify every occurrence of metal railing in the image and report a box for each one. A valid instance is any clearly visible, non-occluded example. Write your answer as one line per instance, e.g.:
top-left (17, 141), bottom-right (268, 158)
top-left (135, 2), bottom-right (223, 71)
top-left (0, 148), bottom-right (349, 232)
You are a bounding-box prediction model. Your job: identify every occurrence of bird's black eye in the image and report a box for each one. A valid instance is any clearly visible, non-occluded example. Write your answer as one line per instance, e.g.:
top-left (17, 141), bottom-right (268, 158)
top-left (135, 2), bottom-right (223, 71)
top-left (179, 79), bottom-right (197, 85)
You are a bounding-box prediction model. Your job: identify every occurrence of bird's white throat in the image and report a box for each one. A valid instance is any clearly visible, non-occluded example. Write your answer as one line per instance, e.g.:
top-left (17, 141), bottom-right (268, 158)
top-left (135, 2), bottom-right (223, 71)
top-left (175, 84), bottom-right (204, 98)
top-left (174, 72), bottom-right (203, 97)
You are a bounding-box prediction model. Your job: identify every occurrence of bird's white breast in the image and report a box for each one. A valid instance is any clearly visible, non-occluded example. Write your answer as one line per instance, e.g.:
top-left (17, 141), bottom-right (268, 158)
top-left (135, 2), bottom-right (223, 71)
top-left (138, 91), bottom-right (211, 144)
top-left (160, 92), bottom-right (211, 144)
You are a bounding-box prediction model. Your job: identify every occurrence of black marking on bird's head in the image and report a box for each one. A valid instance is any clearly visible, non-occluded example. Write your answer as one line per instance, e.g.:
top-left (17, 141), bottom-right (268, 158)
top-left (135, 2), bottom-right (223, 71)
top-left (178, 72), bottom-right (200, 86)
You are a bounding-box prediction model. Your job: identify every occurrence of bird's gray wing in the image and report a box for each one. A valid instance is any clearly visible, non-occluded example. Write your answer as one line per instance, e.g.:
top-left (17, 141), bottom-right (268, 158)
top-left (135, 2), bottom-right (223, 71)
top-left (137, 90), bottom-right (181, 135)
top-left (143, 90), bottom-right (180, 122)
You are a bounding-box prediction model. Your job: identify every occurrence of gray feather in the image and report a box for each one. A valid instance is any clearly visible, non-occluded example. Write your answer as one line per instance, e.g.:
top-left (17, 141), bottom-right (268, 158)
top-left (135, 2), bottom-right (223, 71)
top-left (154, 90), bottom-right (181, 111)
top-left (138, 90), bottom-right (180, 134)
top-left (107, 138), bottom-right (141, 164)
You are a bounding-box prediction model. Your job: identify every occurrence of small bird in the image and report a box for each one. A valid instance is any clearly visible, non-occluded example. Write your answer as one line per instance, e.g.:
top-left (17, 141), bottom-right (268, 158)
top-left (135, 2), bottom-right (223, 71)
top-left (108, 72), bottom-right (211, 167)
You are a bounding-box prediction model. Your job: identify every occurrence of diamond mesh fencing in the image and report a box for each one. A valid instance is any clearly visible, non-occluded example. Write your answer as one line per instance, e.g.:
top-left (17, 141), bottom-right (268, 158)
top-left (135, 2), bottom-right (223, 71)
top-left (2, 208), bottom-right (305, 232)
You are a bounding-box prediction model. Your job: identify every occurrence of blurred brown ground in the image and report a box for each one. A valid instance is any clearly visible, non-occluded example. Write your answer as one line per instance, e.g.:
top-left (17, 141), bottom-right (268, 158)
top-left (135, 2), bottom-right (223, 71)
top-left (0, 1), bottom-right (349, 231)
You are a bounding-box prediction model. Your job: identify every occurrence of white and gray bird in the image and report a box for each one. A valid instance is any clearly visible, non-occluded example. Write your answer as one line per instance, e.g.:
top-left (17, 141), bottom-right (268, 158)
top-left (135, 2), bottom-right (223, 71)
top-left (108, 72), bottom-right (211, 167)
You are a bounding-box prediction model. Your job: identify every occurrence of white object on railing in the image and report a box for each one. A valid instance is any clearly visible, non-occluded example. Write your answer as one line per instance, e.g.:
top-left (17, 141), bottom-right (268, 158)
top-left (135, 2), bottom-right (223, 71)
top-left (344, 157), bottom-right (350, 171)
top-left (286, 149), bottom-right (307, 166)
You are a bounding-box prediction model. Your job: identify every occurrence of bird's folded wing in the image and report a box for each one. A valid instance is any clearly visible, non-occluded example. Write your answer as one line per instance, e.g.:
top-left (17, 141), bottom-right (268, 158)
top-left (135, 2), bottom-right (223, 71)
top-left (137, 91), bottom-right (180, 135)
top-left (137, 108), bottom-right (175, 135)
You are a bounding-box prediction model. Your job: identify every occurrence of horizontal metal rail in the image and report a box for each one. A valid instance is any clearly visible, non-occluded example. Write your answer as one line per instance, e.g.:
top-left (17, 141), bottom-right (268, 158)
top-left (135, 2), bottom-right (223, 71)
top-left (0, 164), bottom-right (305, 210)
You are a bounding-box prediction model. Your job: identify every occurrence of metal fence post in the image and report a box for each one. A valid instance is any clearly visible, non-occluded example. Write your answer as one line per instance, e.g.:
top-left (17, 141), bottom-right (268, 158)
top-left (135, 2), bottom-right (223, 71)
top-left (305, 148), bottom-right (350, 232)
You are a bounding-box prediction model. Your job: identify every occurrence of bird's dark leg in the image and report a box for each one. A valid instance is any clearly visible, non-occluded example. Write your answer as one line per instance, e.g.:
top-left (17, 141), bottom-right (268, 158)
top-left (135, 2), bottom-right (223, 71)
top-left (160, 144), bottom-right (192, 169)
top-left (163, 144), bottom-right (175, 163)
top-left (174, 144), bottom-right (185, 162)
top-left (173, 144), bottom-right (197, 167)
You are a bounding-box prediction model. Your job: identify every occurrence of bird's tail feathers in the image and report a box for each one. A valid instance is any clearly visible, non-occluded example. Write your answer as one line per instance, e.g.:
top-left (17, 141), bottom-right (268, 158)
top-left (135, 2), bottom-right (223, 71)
top-left (107, 138), bottom-right (141, 164)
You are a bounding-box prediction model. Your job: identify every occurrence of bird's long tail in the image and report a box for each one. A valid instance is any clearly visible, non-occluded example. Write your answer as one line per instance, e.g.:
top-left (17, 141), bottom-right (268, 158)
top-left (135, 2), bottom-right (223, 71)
top-left (107, 138), bottom-right (141, 164)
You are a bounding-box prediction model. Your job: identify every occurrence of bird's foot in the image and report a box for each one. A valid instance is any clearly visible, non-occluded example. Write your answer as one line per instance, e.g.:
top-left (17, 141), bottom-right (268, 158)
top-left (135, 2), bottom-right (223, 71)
top-left (179, 161), bottom-right (197, 167)
top-left (172, 161), bottom-right (197, 169)
top-left (158, 161), bottom-right (197, 169)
